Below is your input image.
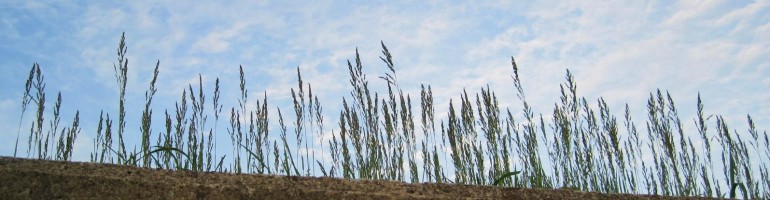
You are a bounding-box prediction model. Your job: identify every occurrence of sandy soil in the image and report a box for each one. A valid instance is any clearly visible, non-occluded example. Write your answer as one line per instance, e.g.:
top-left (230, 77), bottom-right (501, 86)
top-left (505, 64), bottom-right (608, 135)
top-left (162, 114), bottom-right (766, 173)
top-left (0, 156), bottom-right (721, 199)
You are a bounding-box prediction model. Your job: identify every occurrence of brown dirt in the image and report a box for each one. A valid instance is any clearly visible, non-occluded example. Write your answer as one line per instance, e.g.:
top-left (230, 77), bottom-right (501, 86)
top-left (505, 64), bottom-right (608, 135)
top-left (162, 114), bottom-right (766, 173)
top-left (1, 156), bottom-right (721, 200)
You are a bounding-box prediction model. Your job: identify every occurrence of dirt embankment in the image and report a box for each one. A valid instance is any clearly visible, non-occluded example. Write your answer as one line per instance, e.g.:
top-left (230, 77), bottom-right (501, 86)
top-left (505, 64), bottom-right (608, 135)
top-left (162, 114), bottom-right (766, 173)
top-left (0, 156), bottom-right (720, 199)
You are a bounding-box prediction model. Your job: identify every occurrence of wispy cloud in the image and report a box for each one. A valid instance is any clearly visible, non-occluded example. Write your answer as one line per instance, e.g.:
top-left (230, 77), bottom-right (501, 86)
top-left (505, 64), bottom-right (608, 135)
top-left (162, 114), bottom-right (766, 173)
top-left (0, 1), bottom-right (767, 166)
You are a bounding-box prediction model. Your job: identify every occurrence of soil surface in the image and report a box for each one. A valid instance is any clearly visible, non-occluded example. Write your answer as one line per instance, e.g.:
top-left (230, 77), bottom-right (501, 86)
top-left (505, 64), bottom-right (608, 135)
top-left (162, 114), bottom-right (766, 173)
top-left (1, 156), bottom-right (721, 199)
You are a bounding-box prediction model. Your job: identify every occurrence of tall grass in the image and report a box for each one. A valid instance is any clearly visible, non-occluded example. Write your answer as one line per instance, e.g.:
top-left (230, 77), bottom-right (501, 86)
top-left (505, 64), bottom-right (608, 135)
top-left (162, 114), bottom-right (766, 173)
top-left (12, 33), bottom-right (770, 199)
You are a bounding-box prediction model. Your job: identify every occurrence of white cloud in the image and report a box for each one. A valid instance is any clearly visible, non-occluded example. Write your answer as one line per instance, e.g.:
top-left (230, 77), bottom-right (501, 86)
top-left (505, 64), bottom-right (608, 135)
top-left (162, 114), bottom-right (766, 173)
top-left (192, 22), bottom-right (251, 53)
top-left (78, 7), bottom-right (128, 39)
top-left (0, 17), bottom-right (20, 39)
top-left (715, 0), bottom-right (767, 26)
top-left (664, 0), bottom-right (725, 27)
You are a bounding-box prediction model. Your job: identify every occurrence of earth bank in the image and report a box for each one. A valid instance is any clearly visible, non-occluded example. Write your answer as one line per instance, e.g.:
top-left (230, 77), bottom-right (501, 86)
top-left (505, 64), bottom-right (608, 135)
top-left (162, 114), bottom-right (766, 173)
top-left (0, 157), bottom-right (719, 199)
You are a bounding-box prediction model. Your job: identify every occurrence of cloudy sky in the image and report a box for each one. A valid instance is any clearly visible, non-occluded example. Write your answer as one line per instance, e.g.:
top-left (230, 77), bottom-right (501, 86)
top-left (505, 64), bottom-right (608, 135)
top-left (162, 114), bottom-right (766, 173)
top-left (1, 1), bottom-right (768, 165)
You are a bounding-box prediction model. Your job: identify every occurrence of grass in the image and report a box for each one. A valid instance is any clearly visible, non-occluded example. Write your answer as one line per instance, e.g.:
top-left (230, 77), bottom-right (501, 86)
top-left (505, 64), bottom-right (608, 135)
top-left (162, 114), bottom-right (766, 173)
top-left (12, 33), bottom-right (770, 199)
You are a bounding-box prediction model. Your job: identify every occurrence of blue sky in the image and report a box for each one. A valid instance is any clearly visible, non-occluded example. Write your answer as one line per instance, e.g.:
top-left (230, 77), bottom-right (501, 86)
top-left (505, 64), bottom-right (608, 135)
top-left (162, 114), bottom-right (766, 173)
top-left (1, 0), bottom-right (768, 170)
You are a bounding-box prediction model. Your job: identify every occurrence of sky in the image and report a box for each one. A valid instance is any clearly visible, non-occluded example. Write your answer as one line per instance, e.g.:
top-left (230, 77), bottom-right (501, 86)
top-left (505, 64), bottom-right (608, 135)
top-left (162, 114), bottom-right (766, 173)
top-left (1, 0), bottom-right (768, 174)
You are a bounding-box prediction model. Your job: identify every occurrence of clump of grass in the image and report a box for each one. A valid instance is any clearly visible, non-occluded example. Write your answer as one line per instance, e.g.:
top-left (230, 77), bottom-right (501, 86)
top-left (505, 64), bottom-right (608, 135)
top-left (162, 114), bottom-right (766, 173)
top-left (15, 62), bottom-right (81, 161)
top-left (24, 62), bottom-right (46, 159)
top-left (12, 33), bottom-right (770, 199)
top-left (13, 63), bottom-right (36, 157)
